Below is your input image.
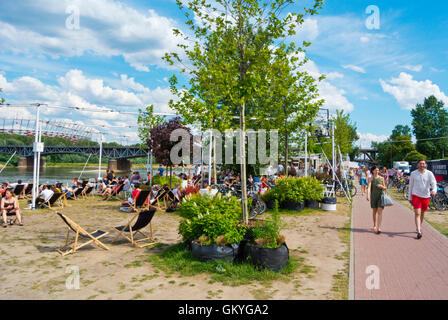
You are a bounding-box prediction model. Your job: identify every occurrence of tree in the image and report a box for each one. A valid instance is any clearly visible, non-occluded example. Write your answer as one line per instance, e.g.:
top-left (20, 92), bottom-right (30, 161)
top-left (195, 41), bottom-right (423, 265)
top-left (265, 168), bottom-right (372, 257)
top-left (375, 124), bottom-right (415, 167)
top-left (411, 95), bottom-right (448, 159)
top-left (148, 117), bottom-right (193, 187)
top-left (321, 110), bottom-right (359, 160)
top-left (0, 88), bottom-right (4, 104)
top-left (404, 150), bottom-right (426, 163)
top-left (164, 0), bottom-right (324, 224)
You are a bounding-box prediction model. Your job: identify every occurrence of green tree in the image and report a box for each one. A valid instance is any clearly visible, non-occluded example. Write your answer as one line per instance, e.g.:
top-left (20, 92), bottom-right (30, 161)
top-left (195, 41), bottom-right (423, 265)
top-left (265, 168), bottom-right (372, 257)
top-left (375, 125), bottom-right (415, 167)
top-left (0, 88), bottom-right (4, 104)
top-left (411, 95), bottom-right (448, 159)
top-left (321, 110), bottom-right (359, 160)
top-left (164, 0), bottom-right (324, 223)
top-left (403, 150), bottom-right (426, 163)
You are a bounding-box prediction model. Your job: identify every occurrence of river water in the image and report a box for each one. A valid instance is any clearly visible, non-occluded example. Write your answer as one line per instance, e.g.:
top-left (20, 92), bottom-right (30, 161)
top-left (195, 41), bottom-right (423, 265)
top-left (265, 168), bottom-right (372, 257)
top-left (0, 166), bottom-right (118, 185)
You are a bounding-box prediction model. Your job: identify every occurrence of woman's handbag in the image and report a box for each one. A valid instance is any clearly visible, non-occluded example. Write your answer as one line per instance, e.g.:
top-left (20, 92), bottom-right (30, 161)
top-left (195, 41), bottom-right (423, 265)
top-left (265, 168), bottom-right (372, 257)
top-left (381, 192), bottom-right (393, 207)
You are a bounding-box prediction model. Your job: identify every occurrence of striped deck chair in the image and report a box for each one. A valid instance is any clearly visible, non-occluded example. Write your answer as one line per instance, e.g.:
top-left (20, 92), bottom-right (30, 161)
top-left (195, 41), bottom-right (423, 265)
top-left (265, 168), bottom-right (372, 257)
top-left (112, 208), bottom-right (157, 248)
top-left (56, 212), bottom-right (109, 256)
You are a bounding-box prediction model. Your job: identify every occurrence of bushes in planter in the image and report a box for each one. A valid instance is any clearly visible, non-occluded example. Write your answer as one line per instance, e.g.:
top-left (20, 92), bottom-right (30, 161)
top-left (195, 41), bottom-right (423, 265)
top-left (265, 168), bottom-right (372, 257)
top-left (178, 194), bottom-right (245, 247)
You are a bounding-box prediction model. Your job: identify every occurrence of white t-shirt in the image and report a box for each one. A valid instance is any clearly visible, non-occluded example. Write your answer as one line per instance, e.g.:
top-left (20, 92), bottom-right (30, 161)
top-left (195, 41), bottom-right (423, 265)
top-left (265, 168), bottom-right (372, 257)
top-left (408, 169), bottom-right (437, 200)
top-left (40, 189), bottom-right (54, 202)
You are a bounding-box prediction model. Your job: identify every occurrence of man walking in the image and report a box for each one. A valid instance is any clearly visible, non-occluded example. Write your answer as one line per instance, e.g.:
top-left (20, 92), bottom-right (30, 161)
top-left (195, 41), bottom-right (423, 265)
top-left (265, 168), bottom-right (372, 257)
top-left (408, 159), bottom-right (437, 239)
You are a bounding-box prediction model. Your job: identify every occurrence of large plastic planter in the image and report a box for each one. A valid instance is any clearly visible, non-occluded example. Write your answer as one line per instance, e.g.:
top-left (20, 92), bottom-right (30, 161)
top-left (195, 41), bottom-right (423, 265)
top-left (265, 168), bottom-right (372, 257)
top-left (305, 199), bottom-right (320, 210)
top-left (321, 197), bottom-right (337, 211)
top-left (281, 200), bottom-right (305, 211)
top-left (191, 241), bottom-right (239, 262)
top-left (244, 243), bottom-right (289, 272)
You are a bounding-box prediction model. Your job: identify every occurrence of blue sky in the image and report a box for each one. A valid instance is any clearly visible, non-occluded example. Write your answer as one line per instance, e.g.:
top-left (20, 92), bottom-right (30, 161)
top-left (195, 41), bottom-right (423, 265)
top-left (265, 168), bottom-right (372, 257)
top-left (0, 0), bottom-right (447, 146)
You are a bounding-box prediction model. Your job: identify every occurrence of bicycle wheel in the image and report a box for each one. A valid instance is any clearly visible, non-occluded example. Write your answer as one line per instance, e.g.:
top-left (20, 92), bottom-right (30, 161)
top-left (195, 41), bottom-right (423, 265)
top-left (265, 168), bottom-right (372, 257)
top-left (350, 185), bottom-right (357, 197)
top-left (403, 185), bottom-right (409, 201)
top-left (433, 193), bottom-right (447, 211)
top-left (249, 199), bottom-right (266, 218)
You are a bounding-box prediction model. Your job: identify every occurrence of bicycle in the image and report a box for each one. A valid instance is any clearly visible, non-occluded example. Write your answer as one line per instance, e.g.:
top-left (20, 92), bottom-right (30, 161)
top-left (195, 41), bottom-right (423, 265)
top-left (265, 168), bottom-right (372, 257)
top-left (334, 179), bottom-right (357, 198)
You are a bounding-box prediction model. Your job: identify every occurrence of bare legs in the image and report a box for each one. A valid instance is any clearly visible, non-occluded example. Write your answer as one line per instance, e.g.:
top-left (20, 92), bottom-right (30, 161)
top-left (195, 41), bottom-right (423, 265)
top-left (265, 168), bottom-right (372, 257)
top-left (1, 209), bottom-right (22, 226)
top-left (414, 208), bottom-right (425, 233)
top-left (371, 208), bottom-right (383, 233)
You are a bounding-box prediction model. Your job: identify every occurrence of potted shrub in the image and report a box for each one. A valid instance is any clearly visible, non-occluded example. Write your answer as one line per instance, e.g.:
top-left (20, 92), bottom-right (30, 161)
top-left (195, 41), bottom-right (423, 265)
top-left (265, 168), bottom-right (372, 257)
top-left (243, 203), bottom-right (289, 271)
top-left (302, 177), bottom-right (324, 209)
top-left (276, 177), bottom-right (304, 211)
top-left (261, 189), bottom-right (276, 210)
top-left (178, 194), bottom-right (246, 262)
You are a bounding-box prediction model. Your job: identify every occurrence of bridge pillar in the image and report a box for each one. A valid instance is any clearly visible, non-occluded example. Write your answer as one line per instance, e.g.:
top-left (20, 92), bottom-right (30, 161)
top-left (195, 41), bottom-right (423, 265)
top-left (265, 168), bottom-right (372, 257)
top-left (108, 159), bottom-right (132, 172)
top-left (16, 157), bottom-right (46, 168)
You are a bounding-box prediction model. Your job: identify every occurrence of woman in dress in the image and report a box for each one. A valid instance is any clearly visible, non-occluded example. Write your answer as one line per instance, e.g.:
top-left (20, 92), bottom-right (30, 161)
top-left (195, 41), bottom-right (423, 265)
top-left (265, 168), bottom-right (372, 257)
top-left (366, 166), bottom-right (387, 234)
top-left (1, 189), bottom-right (23, 227)
top-left (359, 166), bottom-right (369, 196)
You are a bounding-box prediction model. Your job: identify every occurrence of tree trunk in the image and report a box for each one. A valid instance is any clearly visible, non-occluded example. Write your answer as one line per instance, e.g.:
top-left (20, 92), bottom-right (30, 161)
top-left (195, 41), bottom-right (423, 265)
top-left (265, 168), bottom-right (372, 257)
top-left (169, 165), bottom-right (172, 188)
top-left (285, 133), bottom-right (289, 177)
top-left (213, 134), bottom-right (217, 185)
top-left (240, 101), bottom-right (248, 225)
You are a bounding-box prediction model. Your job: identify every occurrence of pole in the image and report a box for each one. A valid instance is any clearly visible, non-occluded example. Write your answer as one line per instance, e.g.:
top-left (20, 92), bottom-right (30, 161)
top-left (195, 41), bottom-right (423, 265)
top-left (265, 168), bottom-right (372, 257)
top-left (0, 151), bottom-right (17, 175)
top-left (79, 154), bottom-right (92, 179)
top-left (150, 147), bottom-right (153, 186)
top-left (305, 131), bottom-right (308, 177)
top-left (201, 132), bottom-right (204, 188)
top-left (208, 130), bottom-right (212, 185)
top-left (32, 106), bottom-right (40, 210)
top-left (98, 134), bottom-right (103, 180)
top-left (332, 123), bottom-right (335, 184)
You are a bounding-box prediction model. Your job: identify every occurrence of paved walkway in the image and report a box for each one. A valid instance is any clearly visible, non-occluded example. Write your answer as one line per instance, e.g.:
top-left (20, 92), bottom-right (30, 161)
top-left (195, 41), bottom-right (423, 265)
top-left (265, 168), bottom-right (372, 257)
top-left (351, 191), bottom-right (448, 300)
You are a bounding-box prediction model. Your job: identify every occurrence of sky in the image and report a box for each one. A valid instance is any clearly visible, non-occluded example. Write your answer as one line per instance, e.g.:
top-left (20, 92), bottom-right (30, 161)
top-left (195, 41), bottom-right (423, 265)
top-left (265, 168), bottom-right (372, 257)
top-left (0, 0), bottom-right (447, 146)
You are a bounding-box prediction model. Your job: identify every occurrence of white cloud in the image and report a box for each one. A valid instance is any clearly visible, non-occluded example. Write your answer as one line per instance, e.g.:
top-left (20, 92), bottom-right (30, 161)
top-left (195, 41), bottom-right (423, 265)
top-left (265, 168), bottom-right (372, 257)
top-left (0, 0), bottom-right (185, 72)
top-left (357, 132), bottom-right (388, 148)
top-left (326, 72), bottom-right (344, 80)
top-left (343, 64), bottom-right (366, 74)
top-left (294, 18), bottom-right (319, 41)
top-left (380, 72), bottom-right (448, 110)
top-left (403, 65), bottom-right (422, 72)
top-left (0, 70), bottom-right (177, 143)
top-left (360, 36), bottom-right (369, 43)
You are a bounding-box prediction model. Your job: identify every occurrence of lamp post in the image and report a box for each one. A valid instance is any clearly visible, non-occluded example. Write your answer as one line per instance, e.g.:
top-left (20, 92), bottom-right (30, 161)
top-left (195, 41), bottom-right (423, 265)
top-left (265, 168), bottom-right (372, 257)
top-left (98, 133), bottom-right (103, 180)
top-left (32, 104), bottom-right (44, 210)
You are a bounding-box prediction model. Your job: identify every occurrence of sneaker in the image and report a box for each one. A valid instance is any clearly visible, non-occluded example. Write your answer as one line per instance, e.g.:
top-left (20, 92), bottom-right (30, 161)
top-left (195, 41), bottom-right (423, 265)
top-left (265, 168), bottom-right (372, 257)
top-left (417, 232), bottom-right (422, 239)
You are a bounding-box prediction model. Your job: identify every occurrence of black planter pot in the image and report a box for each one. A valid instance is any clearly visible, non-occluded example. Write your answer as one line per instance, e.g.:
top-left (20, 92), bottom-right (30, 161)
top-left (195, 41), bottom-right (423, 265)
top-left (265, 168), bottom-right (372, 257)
top-left (244, 243), bottom-right (289, 272)
top-left (305, 199), bottom-right (320, 210)
top-left (281, 200), bottom-right (305, 211)
top-left (191, 241), bottom-right (239, 262)
top-left (265, 199), bottom-right (276, 210)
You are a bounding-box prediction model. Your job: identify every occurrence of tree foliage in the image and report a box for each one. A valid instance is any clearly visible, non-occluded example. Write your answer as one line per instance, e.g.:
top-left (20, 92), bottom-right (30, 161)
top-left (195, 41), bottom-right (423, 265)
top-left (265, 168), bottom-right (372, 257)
top-left (411, 95), bottom-right (448, 159)
top-left (374, 125), bottom-right (416, 167)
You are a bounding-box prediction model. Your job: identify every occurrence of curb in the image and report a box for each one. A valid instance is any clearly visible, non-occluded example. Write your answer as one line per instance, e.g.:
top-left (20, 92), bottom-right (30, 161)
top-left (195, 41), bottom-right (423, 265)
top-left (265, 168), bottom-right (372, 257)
top-left (348, 195), bottom-right (355, 300)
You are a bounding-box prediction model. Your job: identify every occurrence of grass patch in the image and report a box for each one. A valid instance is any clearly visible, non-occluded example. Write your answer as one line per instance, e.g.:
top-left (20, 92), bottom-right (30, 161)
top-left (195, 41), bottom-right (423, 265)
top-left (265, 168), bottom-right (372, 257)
top-left (331, 221), bottom-right (351, 300)
top-left (426, 220), bottom-right (448, 238)
top-left (146, 242), bottom-right (300, 286)
top-left (264, 208), bottom-right (323, 216)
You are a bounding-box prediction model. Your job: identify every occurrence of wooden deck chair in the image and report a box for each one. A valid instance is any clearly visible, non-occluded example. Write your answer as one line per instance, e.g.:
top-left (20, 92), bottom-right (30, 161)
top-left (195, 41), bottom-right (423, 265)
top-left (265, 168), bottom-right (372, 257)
top-left (105, 184), bottom-right (125, 201)
top-left (193, 175), bottom-right (201, 186)
top-left (41, 192), bottom-right (66, 210)
top-left (81, 186), bottom-right (94, 200)
top-left (56, 212), bottom-right (109, 256)
top-left (111, 207), bottom-right (157, 248)
top-left (130, 189), bottom-right (151, 213)
top-left (23, 184), bottom-right (33, 199)
top-left (152, 188), bottom-right (170, 210)
top-left (66, 187), bottom-right (85, 200)
top-left (13, 185), bottom-right (25, 199)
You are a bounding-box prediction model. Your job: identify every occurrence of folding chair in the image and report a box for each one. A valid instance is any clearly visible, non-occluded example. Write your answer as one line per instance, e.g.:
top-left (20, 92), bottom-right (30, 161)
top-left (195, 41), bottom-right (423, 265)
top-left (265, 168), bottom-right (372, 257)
top-left (152, 188), bottom-right (169, 210)
top-left (112, 207), bottom-right (157, 248)
top-left (23, 184), bottom-right (33, 199)
top-left (56, 212), bottom-right (109, 256)
top-left (193, 176), bottom-right (202, 187)
top-left (130, 189), bottom-right (151, 213)
top-left (40, 192), bottom-right (66, 210)
top-left (81, 186), bottom-right (94, 200)
top-left (104, 184), bottom-right (124, 201)
top-left (13, 185), bottom-right (25, 199)
top-left (66, 187), bottom-right (85, 200)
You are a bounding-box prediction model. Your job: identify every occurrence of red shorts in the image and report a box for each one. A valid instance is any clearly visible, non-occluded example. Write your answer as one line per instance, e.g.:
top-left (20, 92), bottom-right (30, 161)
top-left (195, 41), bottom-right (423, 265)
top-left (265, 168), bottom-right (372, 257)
top-left (411, 195), bottom-right (430, 211)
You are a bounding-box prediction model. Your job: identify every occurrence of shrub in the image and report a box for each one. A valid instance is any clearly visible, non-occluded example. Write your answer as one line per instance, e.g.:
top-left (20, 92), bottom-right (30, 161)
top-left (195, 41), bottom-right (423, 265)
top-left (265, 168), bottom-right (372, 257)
top-left (152, 175), bottom-right (181, 188)
top-left (301, 177), bottom-right (325, 201)
top-left (178, 194), bottom-right (245, 245)
top-left (275, 177), bottom-right (304, 203)
top-left (251, 202), bottom-right (285, 249)
top-left (181, 184), bottom-right (200, 196)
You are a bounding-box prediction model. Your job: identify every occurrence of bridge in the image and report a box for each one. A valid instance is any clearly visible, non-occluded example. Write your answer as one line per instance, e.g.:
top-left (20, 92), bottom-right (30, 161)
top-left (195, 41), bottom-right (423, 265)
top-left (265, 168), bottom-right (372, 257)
top-left (0, 145), bottom-right (148, 171)
top-left (354, 148), bottom-right (378, 165)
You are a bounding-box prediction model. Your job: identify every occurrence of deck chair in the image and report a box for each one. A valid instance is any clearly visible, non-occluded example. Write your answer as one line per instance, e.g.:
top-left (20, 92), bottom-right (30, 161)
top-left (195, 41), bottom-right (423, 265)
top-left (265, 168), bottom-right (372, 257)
top-left (40, 192), bottom-right (65, 210)
top-left (13, 185), bottom-right (25, 199)
top-left (23, 184), bottom-right (33, 199)
top-left (105, 184), bottom-right (124, 200)
top-left (111, 207), bottom-right (157, 248)
top-left (130, 189), bottom-right (151, 213)
top-left (56, 212), bottom-right (109, 256)
top-left (193, 176), bottom-right (202, 186)
top-left (152, 188), bottom-right (170, 210)
top-left (66, 187), bottom-right (85, 200)
top-left (81, 186), bottom-right (94, 199)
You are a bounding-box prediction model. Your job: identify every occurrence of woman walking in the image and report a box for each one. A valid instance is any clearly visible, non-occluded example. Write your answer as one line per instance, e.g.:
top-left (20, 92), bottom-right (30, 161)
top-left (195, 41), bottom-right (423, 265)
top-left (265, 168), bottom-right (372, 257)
top-left (359, 167), bottom-right (369, 196)
top-left (367, 166), bottom-right (387, 234)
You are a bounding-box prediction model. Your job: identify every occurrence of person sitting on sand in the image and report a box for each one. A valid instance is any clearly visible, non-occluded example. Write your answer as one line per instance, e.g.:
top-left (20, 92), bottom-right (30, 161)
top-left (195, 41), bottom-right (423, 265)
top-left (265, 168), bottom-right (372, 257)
top-left (1, 189), bottom-right (23, 227)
